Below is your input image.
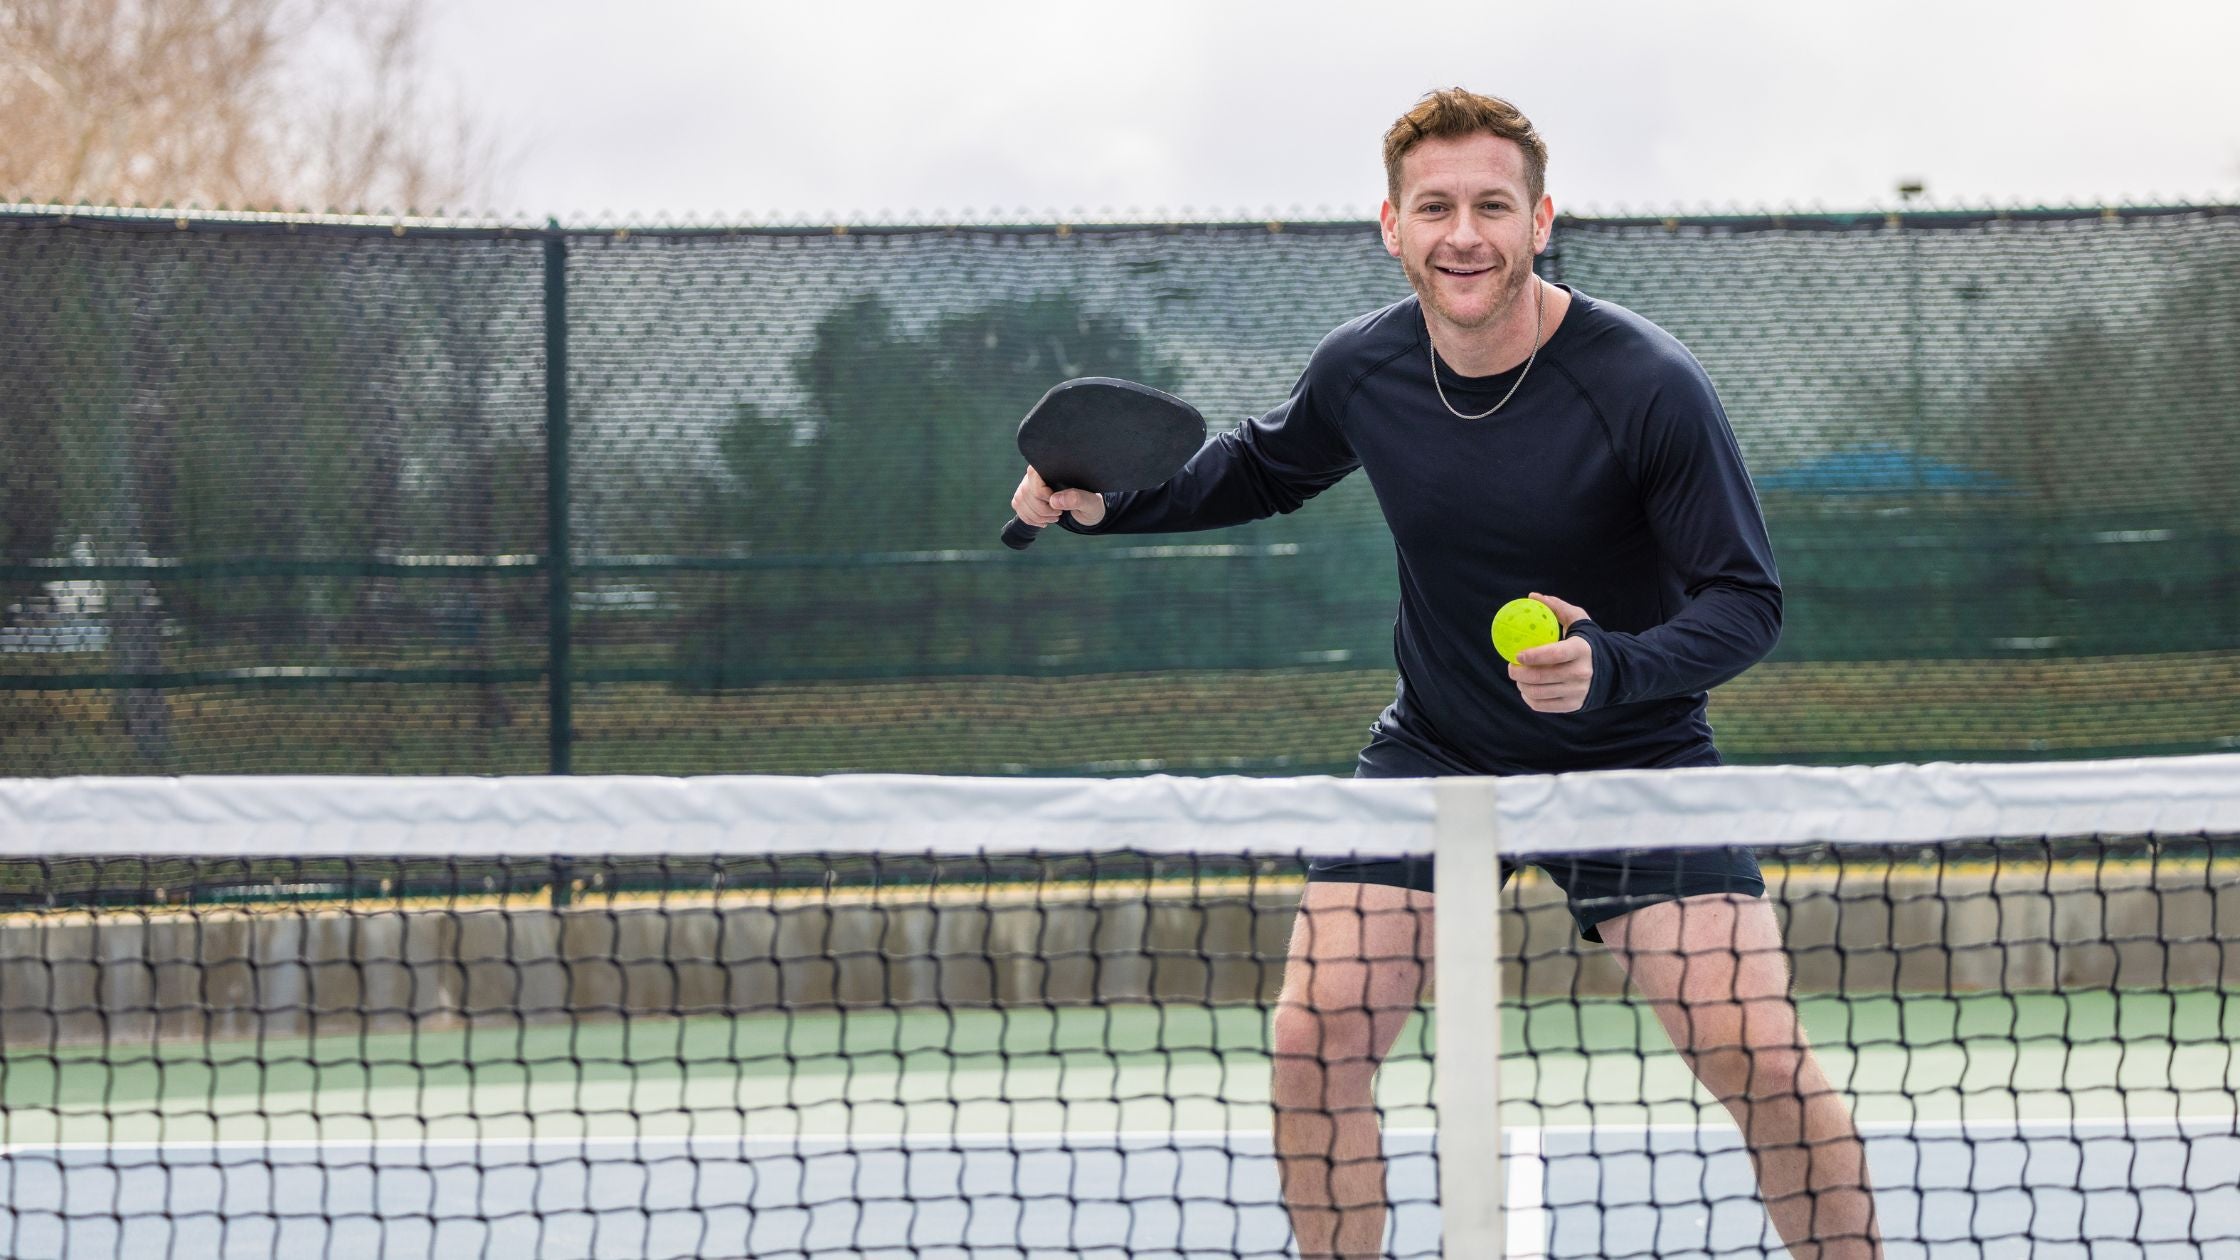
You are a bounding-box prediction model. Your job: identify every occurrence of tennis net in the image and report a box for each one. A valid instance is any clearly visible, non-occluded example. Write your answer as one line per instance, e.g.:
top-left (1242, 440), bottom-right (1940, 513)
top-left (2, 757), bottom-right (2238, 1258)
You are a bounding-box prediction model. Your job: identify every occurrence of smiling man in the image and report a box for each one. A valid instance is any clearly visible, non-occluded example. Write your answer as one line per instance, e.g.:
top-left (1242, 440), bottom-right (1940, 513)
top-left (1010, 88), bottom-right (1882, 1259)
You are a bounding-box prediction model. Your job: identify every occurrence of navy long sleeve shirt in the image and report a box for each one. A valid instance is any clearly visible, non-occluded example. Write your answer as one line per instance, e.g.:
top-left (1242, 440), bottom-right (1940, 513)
top-left (1064, 286), bottom-right (1782, 776)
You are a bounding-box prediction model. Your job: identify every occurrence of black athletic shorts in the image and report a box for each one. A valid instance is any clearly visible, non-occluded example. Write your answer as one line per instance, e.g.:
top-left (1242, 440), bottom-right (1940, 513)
top-left (1304, 732), bottom-right (1766, 942)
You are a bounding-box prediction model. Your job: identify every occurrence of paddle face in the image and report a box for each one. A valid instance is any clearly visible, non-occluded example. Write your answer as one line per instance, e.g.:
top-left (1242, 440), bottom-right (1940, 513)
top-left (1002, 377), bottom-right (1205, 550)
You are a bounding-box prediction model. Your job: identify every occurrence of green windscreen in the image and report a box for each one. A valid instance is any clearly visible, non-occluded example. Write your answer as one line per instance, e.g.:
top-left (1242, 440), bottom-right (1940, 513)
top-left (2, 207), bottom-right (2234, 774)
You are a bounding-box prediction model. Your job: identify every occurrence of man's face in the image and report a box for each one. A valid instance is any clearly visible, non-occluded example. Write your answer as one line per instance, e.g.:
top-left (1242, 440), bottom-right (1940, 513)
top-left (1379, 133), bottom-right (1551, 333)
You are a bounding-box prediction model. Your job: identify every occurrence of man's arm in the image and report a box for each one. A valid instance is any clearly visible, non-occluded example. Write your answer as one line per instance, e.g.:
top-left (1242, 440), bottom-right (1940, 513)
top-left (1055, 356), bottom-right (1362, 536)
top-left (1568, 365), bottom-right (1783, 710)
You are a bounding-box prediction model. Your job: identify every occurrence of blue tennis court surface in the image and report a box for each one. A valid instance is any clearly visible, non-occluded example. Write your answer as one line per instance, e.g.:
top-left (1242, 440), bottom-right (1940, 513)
top-left (5, 1119), bottom-right (2236, 1258)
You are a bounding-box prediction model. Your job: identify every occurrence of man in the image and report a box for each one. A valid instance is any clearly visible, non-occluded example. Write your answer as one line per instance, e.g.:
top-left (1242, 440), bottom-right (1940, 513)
top-left (1010, 89), bottom-right (1881, 1259)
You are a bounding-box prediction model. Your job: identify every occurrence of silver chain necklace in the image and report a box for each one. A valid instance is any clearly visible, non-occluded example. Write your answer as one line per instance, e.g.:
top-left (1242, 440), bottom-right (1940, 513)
top-left (1429, 278), bottom-right (1544, 421)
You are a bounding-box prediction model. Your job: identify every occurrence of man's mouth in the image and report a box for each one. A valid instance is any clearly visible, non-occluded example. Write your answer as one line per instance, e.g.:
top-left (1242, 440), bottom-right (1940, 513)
top-left (1435, 263), bottom-right (1493, 278)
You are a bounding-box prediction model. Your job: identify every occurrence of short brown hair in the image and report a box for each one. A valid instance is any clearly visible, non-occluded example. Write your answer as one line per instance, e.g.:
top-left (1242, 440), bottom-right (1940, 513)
top-left (1383, 88), bottom-right (1548, 205)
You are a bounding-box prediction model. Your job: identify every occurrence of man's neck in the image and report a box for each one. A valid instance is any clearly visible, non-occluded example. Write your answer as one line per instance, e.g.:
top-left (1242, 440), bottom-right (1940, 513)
top-left (1427, 278), bottom-right (1571, 377)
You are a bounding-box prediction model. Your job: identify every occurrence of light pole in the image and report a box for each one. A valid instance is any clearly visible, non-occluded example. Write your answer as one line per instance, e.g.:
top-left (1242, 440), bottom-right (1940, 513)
top-left (1899, 180), bottom-right (1926, 502)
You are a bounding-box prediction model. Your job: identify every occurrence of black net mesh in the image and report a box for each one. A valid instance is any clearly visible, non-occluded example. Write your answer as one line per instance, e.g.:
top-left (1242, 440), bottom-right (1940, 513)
top-left (0, 833), bottom-right (2235, 1257)
top-left (3, 208), bottom-right (2236, 774)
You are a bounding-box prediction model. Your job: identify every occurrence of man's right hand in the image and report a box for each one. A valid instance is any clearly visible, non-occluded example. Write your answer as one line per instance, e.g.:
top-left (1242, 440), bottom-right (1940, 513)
top-left (1011, 466), bottom-right (1107, 530)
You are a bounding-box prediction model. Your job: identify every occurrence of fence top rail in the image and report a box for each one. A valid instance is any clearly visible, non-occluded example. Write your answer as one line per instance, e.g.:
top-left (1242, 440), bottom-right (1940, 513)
top-left (4, 201), bottom-right (2237, 241)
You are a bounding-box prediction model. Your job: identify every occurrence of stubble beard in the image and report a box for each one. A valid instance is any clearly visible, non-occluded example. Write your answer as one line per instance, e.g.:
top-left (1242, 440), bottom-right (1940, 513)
top-left (1405, 245), bottom-right (1535, 338)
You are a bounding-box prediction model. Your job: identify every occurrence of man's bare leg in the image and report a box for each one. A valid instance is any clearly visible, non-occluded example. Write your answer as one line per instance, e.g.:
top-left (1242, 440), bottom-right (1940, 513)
top-left (1270, 881), bottom-right (1434, 1259)
top-left (1600, 893), bottom-right (1883, 1260)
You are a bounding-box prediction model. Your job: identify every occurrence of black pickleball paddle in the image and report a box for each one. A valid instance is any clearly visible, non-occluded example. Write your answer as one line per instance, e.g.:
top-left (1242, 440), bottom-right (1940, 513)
top-left (1000, 377), bottom-right (1206, 551)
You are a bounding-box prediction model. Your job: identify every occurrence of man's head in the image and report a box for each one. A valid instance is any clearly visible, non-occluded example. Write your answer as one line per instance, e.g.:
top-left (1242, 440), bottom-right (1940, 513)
top-left (1379, 89), bottom-right (1555, 335)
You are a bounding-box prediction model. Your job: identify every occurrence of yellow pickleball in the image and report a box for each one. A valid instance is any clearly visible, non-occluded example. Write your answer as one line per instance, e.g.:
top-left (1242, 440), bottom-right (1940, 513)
top-left (1492, 597), bottom-right (1561, 664)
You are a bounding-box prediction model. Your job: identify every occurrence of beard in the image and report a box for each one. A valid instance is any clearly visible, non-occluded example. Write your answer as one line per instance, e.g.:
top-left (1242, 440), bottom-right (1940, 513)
top-left (1401, 246), bottom-right (1534, 333)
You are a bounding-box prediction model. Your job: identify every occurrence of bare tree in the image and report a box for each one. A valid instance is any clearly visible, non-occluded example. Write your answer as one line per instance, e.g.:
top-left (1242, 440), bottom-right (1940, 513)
top-left (0, 0), bottom-right (503, 213)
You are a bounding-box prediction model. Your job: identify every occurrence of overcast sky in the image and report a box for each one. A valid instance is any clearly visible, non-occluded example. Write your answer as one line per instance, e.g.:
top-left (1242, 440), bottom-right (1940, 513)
top-left (425, 0), bottom-right (2240, 222)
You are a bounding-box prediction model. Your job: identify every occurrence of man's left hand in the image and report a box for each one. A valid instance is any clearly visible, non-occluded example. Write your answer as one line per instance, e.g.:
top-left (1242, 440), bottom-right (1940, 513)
top-left (1510, 591), bottom-right (1593, 714)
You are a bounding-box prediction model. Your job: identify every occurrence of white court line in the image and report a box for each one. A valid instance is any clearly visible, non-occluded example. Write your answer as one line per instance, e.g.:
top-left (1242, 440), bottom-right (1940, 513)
top-left (1523, 1116), bottom-right (2238, 1138)
top-left (8, 1116), bottom-right (2229, 1156)
top-left (1505, 1126), bottom-right (1548, 1260)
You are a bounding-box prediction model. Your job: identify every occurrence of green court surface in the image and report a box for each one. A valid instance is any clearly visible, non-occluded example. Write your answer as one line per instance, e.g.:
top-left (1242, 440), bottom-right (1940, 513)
top-left (7, 991), bottom-right (2234, 1149)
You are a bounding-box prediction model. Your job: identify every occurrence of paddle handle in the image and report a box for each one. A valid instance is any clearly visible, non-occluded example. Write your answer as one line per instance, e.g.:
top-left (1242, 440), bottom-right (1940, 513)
top-left (1004, 477), bottom-right (1076, 549)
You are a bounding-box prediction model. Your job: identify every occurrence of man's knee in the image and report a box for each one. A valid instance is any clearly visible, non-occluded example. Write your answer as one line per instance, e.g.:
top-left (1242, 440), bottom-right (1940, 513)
top-left (1271, 1000), bottom-right (1380, 1106)
top-left (1690, 1038), bottom-right (1814, 1105)
top-left (1669, 999), bottom-right (1821, 1103)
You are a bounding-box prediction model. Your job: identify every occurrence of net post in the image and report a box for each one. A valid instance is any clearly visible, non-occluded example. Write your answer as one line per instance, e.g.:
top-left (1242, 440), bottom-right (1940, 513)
top-left (1434, 775), bottom-right (1503, 1256)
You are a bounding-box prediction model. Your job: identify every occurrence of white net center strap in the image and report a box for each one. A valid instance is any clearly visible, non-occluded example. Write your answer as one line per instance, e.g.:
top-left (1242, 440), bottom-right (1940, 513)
top-left (5, 754), bottom-right (2238, 857)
